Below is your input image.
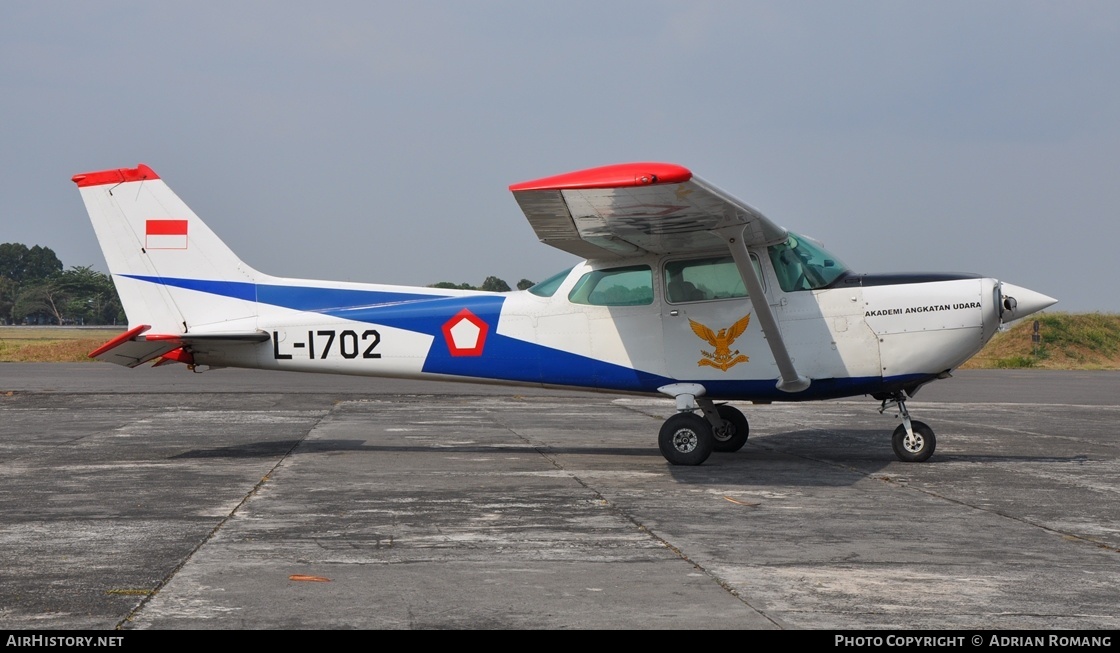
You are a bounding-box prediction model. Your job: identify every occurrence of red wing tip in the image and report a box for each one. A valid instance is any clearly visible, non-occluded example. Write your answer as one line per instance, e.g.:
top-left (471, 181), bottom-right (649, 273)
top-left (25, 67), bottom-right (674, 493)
top-left (72, 164), bottom-right (159, 187)
top-left (509, 162), bottom-right (692, 192)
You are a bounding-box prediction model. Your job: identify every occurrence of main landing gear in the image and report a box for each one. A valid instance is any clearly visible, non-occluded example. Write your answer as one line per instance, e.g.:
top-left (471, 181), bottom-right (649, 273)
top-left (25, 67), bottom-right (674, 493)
top-left (879, 392), bottom-right (936, 463)
top-left (657, 384), bottom-right (749, 466)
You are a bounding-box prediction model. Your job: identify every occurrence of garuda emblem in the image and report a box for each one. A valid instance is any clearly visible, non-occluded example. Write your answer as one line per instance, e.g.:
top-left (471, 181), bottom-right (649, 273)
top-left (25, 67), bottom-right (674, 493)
top-left (689, 314), bottom-right (751, 371)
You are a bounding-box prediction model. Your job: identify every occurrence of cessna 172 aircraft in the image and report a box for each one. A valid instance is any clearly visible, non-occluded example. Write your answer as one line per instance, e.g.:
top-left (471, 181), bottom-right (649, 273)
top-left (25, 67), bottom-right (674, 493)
top-left (73, 162), bottom-right (1056, 466)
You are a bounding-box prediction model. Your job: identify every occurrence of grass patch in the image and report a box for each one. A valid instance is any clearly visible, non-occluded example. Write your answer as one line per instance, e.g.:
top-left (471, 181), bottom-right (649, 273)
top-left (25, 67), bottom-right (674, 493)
top-left (1036, 312), bottom-right (1120, 357)
top-left (962, 312), bottom-right (1120, 370)
top-left (0, 327), bottom-right (123, 363)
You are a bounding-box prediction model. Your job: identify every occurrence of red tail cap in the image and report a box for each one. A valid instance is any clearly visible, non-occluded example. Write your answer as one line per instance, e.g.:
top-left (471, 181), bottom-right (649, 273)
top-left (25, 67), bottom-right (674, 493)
top-left (72, 164), bottom-right (159, 188)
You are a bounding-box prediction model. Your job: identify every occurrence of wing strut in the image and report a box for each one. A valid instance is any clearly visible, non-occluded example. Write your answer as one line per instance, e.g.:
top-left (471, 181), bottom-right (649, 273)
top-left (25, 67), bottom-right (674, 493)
top-left (714, 225), bottom-right (810, 393)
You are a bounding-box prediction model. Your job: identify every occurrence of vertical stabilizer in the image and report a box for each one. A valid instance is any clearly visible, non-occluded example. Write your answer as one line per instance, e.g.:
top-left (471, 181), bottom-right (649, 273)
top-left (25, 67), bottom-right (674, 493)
top-left (72, 164), bottom-right (262, 334)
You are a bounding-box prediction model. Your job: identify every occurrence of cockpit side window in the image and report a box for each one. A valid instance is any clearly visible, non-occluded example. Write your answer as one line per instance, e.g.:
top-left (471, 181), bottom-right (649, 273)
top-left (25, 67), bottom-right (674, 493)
top-left (663, 255), bottom-right (760, 303)
top-left (767, 233), bottom-right (849, 292)
top-left (568, 265), bottom-right (653, 306)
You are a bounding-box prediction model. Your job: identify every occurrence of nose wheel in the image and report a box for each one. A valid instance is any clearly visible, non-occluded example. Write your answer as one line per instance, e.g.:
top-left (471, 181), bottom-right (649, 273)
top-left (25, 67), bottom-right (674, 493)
top-left (881, 394), bottom-right (937, 462)
top-left (891, 420), bottom-right (936, 462)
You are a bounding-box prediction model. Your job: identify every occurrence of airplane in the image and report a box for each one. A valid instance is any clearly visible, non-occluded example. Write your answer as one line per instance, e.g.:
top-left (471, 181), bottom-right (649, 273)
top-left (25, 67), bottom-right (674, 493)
top-left (72, 162), bottom-right (1057, 466)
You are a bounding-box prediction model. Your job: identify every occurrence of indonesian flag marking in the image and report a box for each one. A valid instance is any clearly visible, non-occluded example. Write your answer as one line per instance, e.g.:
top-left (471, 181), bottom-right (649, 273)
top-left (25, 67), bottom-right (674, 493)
top-left (146, 219), bottom-right (188, 250)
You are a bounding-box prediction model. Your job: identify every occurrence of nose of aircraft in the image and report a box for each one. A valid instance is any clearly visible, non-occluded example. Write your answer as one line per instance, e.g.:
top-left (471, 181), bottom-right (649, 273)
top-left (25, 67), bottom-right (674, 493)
top-left (999, 282), bottom-right (1058, 323)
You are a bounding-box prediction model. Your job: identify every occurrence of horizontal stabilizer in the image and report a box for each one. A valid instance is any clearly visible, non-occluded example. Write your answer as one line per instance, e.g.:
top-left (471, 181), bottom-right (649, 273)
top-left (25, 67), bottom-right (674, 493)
top-left (89, 326), bottom-right (270, 368)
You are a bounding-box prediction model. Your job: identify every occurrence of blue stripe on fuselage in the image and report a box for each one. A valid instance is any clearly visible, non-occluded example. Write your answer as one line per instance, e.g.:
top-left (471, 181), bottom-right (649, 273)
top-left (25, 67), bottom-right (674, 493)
top-left (323, 295), bottom-right (672, 390)
top-left (123, 275), bottom-right (672, 390)
top-left (120, 275), bottom-right (437, 309)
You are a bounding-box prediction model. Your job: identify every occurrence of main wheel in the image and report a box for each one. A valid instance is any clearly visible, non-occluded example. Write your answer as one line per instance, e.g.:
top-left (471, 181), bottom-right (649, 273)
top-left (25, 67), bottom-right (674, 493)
top-left (659, 413), bottom-right (714, 466)
top-left (712, 404), bottom-right (749, 453)
top-left (892, 420), bottom-right (936, 462)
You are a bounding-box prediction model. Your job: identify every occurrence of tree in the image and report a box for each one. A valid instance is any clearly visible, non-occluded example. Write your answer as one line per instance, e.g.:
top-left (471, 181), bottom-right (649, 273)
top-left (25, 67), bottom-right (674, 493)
top-left (480, 276), bottom-right (511, 292)
top-left (6, 264), bottom-right (123, 325)
top-left (1, 243), bottom-right (68, 324)
top-left (25, 245), bottom-right (64, 281)
top-left (57, 266), bottom-right (123, 325)
top-left (429, 281), bottom-right (476, 290)
top-left (12, 279), bottom-right (67, 325)
top-left (0, 277), bottom-right (16, 325)
top-left (0, 243), bottom-right (28, 281)
top-left (429, 276), bottom-right (526, 293)
top-left (0, 243), bottom-right (62, 283)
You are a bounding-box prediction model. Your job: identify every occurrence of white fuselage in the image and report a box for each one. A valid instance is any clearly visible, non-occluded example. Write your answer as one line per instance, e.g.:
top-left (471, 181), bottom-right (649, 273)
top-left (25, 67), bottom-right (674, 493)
top-left (195, 251), bottom-right (1002, 402)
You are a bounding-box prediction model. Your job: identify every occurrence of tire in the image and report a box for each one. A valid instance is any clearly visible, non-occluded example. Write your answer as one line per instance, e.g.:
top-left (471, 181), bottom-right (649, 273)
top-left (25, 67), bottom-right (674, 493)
top-left (892, 420), bottom-right (936, 462)
top-left (658, 413), bottom-right (713, 466)
top-left (712, 404), bottom-right (749, 453)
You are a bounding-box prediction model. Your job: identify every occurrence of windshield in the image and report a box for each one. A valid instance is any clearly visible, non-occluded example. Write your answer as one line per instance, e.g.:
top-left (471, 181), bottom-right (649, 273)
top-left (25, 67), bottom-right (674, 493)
top-left (767, 233), bottom-right (849, 292)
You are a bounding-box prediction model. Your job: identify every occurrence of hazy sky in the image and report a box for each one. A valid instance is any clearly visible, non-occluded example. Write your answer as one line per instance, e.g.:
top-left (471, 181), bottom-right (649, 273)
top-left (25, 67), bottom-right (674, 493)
top-left (2, 1), bottom-right (1117, 312)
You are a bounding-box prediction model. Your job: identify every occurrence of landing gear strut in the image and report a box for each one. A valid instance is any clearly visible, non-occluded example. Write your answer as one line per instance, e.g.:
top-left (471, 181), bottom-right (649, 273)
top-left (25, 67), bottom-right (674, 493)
top-left (880, 393), bottom-right (936, 462)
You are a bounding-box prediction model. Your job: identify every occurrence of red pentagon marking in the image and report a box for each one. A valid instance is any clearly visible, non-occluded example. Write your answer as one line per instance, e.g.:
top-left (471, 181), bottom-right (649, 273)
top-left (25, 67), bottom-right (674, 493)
top-left (441, 309), bottom-right (489, 357)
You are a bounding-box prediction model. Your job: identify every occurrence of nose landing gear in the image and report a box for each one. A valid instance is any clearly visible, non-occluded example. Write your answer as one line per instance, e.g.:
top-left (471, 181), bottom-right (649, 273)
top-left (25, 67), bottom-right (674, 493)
top-left (880, 393), bottom-right (936, 462)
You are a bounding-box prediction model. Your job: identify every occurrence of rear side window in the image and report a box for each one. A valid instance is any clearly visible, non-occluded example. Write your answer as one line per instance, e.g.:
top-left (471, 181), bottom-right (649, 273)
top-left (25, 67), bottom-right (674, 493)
top-left (568, 265), bottom-right (653, 306)
top-left (528, 267), bottom-right (572, 297)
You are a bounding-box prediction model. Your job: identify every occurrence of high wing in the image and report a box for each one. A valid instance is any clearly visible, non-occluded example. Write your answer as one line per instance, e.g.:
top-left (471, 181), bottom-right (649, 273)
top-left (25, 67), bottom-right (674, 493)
top-left (509, 162), bottom-right (788, 260)
top-left (510, 162), bottom-right (809, 392)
